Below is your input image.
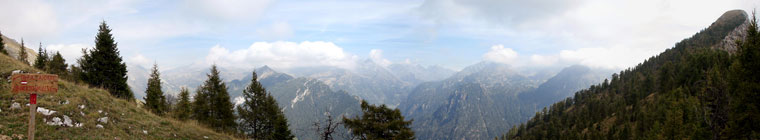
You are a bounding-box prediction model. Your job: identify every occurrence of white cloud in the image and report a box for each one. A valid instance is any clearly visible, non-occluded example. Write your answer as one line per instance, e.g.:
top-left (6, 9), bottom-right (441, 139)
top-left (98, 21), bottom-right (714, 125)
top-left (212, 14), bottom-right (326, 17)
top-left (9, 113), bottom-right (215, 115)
top-left (559, 46), bottom-right (659, 69)
top-left (530, 54), bottom-right (558, 66)
top-left (420, 0), bottom-right (759, 70)
top-left (126, 54), bottom-right (154, 69)
top-left (204, 41), bottom-right (358, 70)
top-left (257, 21), bottom-right (294, 41)
top-left (45, 44), bottom-right (90, 65)
top-left (0, 0), bottom-right (58, 39)
top-left (483, 45), bottom-right (518, 65)
top-left (369, 49), bottom-right (392, 67)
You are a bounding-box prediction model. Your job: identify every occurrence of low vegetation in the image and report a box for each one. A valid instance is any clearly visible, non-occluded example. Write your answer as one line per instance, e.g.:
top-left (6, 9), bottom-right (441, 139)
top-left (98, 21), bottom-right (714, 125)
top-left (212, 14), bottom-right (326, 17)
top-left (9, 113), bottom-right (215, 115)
top-left (0, 52), bottom-right (240, 139)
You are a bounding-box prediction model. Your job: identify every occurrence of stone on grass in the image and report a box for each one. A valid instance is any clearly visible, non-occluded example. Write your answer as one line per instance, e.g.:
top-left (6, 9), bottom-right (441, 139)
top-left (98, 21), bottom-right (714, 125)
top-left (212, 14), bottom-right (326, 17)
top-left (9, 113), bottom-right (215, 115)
top-left (37, 107), bottom-right (56, 116)
top-left (97, 117), bottom-right (108, 124)
top-left (9, 102), bottom-right (21, 110)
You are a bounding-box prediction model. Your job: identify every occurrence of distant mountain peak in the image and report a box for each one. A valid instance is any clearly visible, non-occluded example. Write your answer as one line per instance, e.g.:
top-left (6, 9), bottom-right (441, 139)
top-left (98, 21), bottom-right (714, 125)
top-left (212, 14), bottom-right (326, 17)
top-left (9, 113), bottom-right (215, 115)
top-left (255, 65), bottom-right (275, 73)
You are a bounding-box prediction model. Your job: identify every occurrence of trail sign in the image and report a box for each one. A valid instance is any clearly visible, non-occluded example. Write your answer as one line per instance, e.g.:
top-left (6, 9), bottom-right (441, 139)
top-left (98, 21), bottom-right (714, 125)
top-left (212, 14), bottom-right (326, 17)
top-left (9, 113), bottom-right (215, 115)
top-left (11, 74), bottom-right (58, 94)
top-left (10, 73), bottom-right (58, 140)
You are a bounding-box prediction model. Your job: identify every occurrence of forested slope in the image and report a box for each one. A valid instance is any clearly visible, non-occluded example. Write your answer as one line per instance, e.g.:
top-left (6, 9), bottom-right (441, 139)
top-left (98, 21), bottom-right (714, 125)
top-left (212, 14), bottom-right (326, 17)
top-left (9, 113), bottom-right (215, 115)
top-left (505, 10), bottom-right (760, 139)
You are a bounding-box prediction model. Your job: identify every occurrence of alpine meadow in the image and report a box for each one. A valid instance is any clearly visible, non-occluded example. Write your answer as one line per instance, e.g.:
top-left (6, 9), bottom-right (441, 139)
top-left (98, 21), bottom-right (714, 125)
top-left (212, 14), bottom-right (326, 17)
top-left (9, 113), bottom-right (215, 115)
top-left (1, 0), bottom-right (760, 139)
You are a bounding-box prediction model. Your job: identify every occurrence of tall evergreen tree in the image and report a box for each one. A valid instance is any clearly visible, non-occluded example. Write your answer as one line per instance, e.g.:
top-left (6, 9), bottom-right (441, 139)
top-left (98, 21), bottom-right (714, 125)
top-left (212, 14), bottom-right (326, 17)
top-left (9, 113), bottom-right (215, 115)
top-left (47, 52), bottom-right (68, 76)
top-left (174, 87), bottom-right (191, 121)
top-left (192, 65), bottom-right (237, 132)
top-left (18, 39), bottom-right (28, 65)
top-left (343, 100), bottom-right (415, 140)
top-left (33, 43), bottom-right (48, 70)
top-left (144, 63), bottom-right (167, 115)
top-left (80, 21), bottom-right (132, 99)
top-left (0, 31), bottom-right (7, 55)
top-left (727, 10), bottom-right (760, 139)
top-left (237, 71), bottom-right (294, 140)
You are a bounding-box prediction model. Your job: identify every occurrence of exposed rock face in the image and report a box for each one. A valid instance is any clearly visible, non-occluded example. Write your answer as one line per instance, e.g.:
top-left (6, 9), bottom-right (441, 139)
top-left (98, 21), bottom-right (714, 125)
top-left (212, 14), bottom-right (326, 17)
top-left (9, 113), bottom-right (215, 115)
top-left (0, 35), bottom-right (38, 64)
top-left (713, 10), bottom-right (749, 53)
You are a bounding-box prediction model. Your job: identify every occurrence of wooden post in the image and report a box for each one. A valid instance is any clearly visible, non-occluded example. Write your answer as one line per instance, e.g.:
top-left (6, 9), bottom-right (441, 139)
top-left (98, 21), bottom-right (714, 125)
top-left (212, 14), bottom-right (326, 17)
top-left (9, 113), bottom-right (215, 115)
top-left (29, 93), bottom-right (36, 140)
top-left (9, 74), bottom-right (58, 140)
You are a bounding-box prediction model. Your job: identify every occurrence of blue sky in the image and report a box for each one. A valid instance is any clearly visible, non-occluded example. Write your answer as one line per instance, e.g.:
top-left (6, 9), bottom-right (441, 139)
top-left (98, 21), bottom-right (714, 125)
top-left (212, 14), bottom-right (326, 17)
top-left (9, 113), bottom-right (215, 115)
top-left (1, 0), bottom-right (758, 71)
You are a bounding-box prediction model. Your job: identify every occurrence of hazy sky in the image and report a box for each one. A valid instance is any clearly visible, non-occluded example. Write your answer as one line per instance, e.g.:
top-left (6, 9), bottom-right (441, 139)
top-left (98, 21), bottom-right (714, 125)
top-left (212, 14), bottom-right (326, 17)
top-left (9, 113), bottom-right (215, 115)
top-left (1, 0), bottom-right (758, 71)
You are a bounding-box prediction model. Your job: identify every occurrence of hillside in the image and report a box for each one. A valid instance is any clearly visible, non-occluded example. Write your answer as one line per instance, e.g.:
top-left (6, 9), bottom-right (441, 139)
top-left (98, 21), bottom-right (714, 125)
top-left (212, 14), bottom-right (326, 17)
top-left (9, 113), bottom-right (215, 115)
top-left (1, 35), bottom-right (37, 65)
top-left (0, 52), bottom-right (238, 139)
top-left (504, 10), bottom-right (754, 139)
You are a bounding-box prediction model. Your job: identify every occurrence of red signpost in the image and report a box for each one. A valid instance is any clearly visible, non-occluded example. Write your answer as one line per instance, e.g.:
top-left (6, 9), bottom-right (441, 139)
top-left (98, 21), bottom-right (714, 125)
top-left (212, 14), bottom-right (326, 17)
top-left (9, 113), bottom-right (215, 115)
top-left (11, 74), bottom-right (58, 140)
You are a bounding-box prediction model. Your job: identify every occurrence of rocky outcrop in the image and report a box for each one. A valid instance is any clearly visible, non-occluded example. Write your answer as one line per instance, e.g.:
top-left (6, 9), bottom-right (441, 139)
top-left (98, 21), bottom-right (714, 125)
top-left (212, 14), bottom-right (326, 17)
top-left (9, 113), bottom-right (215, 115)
top-left (713, 10), bottom-right (750, 53)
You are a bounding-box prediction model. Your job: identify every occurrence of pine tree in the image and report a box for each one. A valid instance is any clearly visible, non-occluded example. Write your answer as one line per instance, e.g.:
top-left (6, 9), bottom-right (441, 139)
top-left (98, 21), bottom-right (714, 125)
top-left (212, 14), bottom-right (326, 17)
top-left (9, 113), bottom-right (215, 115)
top-left (80, 21), bottom-right (132, 100)
top-left (33, 43), bottom-right (49, 70)
top-left (192, 85), bottom-right (210, 122)
top-left (0, 31), bottom-right (7, 55)
top-left (727, 10), bottom-right (760, 139)
top-left (18, 39), bottom-right (28, 65)
top-left (237, 71), bottom-right (294, 139)
top-left (343, 100), bottom-right (415, 140)
top-left (144, 63), bottom-right (167, 115)
top-left (174, 87), bottom-right (191, 121)
top-left (193, 65), bottom-right (237, 132)
top-left (47, 52), bottom-right (68, 76)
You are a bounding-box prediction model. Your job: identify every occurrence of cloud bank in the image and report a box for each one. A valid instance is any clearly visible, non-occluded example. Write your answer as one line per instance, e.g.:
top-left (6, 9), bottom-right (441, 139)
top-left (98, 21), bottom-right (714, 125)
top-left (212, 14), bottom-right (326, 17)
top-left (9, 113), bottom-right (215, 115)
top-left (203, 41), bottom-right (358, 70)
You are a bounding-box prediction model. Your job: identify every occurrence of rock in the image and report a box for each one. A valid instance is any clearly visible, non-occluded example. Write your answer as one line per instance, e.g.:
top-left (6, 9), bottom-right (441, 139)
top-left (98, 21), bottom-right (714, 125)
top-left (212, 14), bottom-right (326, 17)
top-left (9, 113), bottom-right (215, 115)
top-left (46, 117), bottom-right (62, 126)
top-left (97, 117), bottom-right (108, 124)
top-left (36, 107), bottom-right (56, 116)
top-left (78, 105), bottom-right (85, 110)
top-left (9, 102), bottom-right (21, 110)
top-left (96, 124), bottom-right (104, 129)
top-left (98, 110), bottom-right (102, 114)
top-left (74, 122), bottom-right (83, 127)
top-left (11, 70), bottom-right (24, 75)
top-left (62, 115), bottom-right (73, 127)
top-left (80, 111), bottom-right (85, 116)
top-left (203, 136), bottom-right (209, 139)
top-left (61, 100), bottom-right (69, 105)
top-left (142, 130), bottom-right (148, 134)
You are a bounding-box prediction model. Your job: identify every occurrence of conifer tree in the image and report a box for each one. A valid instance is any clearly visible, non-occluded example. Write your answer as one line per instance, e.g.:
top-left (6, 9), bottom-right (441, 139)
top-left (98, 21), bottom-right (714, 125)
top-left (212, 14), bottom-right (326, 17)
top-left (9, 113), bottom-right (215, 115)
top-left (727, 10), bottom-right (760, 139)
top-left (80, 21), bottom-right (132, 100)
top-left (18, 39), bottom-right (28, 65)
top-left (47, 52), bottom-right (68, 76)
top-left (33, 44), bottom-right (48, 70)
top-left (144, 63), bottom-right (167, 115)
top-left (174, 87), bottom-right (191, 121)
top-left (343, 100), bottom-right (415, 140)
top-left (192, 65), bottom-right (237, 132)
top-left (237, 71), bottom-right (294, 139)
top-left (0, 31), bottom-right (6, 55)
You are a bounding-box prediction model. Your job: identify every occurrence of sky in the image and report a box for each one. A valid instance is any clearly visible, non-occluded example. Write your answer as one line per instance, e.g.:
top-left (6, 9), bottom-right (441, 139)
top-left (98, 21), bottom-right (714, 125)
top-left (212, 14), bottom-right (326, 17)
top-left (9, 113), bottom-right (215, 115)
top-left (1, 0), bottom-right (758, 72)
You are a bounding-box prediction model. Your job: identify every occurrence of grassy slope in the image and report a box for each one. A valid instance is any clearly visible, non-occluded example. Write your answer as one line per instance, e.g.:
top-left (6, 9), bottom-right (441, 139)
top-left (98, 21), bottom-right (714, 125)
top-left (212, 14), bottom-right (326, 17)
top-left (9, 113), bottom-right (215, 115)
top-left (0, 53), bottom-right (239, 139)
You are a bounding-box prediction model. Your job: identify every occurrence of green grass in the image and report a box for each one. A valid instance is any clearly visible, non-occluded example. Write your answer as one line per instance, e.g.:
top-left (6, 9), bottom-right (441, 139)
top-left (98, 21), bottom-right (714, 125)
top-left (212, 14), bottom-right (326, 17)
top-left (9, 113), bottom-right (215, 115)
top-left (0, 53), bottom-right (241, 139)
